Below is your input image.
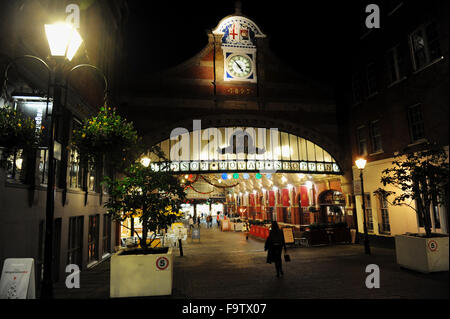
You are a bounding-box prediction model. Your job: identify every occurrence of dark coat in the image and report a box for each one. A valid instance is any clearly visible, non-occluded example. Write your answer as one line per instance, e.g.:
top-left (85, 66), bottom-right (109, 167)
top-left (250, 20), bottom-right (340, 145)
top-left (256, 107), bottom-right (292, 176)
top-left (264, 229), bottom-right (286, 264)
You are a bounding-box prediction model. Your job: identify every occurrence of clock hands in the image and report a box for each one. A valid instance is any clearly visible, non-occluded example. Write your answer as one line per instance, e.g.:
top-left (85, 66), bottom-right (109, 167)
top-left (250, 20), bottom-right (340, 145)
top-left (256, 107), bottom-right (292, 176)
top-left (234, 61), bottom-right (244, 72)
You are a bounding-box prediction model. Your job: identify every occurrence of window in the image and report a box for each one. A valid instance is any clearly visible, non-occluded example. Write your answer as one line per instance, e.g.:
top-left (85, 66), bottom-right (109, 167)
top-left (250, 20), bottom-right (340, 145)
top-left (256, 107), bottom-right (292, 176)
top-left (407, 104), bottom-right (425, 142)
top-left (68, 216), bottom-right (84, 268)
top-left (69, 118), bottom-right (83, 189)
top-left (432, 197), bottom-right (441, 229)
top-left (4, 149), bottom-right (26, 182)
top-left (69, 148), bottom-right (82, 189)
top-left (386, 45), bottom-right (405, 84)
top-left (410, 22), bottom-right (442, 70)
top-left (356, 126), bottom-right (368, 156)
top-left (351, 72), bottom-right (363, 104)
top-left (366, 62), bottom-right (377, 96)
top-left (370, 120), bottom-right (383, 153)
top-left (378, 195), bottom-right (391, 234)
top-left (88, 215), bottom-right (100, 264)
top-left (364, 193), bottom-right (374, 232)
top-left (102, 214), bottom-right (112, 255)
top-left (38, 149), bottom-right (49, 185)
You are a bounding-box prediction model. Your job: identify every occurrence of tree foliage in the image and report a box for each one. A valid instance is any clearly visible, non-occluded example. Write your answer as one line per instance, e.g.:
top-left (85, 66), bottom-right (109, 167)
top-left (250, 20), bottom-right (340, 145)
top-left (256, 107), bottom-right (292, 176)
top-left (102, 146), bottom-right (188, 250)
top-left (375, 143), bottom-right (449, 237)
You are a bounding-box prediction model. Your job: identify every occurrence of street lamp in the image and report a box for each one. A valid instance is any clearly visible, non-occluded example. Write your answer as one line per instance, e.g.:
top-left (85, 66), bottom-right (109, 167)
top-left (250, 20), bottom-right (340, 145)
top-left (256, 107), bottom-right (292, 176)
top-left (355, 158), bottom-right (371, 255)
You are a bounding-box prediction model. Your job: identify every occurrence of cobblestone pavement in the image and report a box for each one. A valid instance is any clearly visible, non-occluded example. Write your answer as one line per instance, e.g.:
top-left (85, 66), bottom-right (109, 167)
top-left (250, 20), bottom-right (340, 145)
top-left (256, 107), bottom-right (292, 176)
top-left (53, 226), bottom-right (449, 299)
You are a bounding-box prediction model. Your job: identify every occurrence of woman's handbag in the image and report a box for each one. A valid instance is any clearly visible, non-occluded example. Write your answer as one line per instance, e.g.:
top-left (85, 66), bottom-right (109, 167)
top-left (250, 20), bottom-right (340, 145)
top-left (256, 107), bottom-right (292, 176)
top-left (284, 254), bottom-right (291, 262)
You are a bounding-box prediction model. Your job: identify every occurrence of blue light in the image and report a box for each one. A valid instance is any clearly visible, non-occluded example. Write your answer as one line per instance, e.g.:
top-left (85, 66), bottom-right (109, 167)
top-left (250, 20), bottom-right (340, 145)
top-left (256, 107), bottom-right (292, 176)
top-left (243, 173), bottom-right (249, 179)
top-left (266, 173), bottom-right (272, 179)
top-left (221, 173), bottom-right (228, 180)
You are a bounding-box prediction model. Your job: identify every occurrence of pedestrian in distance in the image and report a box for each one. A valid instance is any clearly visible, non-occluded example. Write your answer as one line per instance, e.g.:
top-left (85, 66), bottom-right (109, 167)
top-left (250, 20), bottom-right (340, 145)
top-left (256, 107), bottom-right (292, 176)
top-left (216, 213), bottom-right (220, 229)
top-left (264, 221), bottom-right (287, 278)
top-left (189, 216), bottom-right (194, 230)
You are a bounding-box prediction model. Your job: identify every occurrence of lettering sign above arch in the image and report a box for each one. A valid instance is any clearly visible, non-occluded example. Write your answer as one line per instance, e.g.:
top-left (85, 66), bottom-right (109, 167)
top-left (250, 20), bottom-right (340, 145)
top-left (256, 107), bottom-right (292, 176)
top-left (146, 126), bottom-right (342, 175)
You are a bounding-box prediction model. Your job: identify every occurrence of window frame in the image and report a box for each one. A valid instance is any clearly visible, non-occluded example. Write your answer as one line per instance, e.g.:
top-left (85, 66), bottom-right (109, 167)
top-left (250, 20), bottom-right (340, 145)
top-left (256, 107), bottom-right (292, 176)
top-left (356, 126), bottom-right (368, 156)
top-left (369, 120), bottom-right (383, 154)
top-left (407, 104), bottom-right (425, 143)
top-left (409, 21), bottom-right (443, 72)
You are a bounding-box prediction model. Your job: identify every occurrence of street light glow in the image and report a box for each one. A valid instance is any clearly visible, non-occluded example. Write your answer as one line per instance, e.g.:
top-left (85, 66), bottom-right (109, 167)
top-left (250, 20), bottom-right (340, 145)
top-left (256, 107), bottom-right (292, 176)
top-left (355, 158), bottom-right (367, 169)
top-left (45, 23), bottom-right (83, 61)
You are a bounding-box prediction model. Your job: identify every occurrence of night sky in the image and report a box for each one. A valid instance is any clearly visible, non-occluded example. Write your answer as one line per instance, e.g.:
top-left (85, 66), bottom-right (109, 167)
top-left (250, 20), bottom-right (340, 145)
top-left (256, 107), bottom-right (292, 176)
top-left (123, 0), bottom-right (362, 85)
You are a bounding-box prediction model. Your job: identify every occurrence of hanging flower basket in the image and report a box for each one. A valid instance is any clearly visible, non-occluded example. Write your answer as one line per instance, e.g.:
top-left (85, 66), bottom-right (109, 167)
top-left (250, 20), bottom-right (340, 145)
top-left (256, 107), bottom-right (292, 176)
top-left (71, 107), bottom-right (142, 170)
top-left (1, 105), bottom-right (41, 167)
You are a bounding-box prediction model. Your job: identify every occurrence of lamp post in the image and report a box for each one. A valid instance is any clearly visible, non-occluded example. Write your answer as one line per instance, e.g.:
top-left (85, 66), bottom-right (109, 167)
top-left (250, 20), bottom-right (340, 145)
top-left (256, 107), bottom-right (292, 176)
top-left (40, 22), bottom-right (84, 299)
top-left (355, 158), bottom-right (371, 255)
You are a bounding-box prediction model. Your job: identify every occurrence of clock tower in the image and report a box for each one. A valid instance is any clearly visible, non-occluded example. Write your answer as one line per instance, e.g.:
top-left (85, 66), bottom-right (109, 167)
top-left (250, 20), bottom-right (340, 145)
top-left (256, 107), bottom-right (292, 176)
top-left (212, 3), bottom-right (266, 83)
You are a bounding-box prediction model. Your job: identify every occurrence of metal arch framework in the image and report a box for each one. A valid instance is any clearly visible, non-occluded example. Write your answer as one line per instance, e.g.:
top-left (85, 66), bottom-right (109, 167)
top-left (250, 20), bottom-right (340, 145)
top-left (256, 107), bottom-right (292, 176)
top-left (2, 54), bottom-right (52, 115)
top-left (65, 63), bottom-right (109, 107)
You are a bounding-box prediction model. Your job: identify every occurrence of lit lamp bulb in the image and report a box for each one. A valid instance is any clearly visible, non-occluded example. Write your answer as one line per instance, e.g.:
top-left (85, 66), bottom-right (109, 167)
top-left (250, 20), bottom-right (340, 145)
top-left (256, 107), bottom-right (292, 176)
top-left (355, 158), bottom-right (367, 170)
top-left (45, 22), bottom-right (83, 61)
top-left (140, 157), bottom-right (151, 167)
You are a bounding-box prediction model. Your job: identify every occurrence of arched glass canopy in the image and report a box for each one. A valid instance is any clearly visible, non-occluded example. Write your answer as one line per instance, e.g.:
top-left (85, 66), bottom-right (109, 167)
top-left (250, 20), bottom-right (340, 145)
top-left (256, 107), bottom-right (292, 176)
top-left (147, 127), bottom-right (341, 174)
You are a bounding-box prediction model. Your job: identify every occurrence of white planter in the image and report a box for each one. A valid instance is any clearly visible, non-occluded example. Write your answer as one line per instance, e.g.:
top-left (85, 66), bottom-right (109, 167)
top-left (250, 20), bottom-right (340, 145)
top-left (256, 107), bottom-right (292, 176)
top-left (395, 234), bottom-right (449, 273)
top-left (110, 247), bottom-right (173, 298)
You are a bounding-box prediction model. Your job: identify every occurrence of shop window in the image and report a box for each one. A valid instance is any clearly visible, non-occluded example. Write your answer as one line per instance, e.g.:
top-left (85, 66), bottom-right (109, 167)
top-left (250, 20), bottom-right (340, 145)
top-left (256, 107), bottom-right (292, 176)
top-left (4, 149), bottom-right (26, 182)
top-left (366, 62), bottom-right (378, 96)
top-left (386, 45), bottom-right (406, 84)
top-left (432, 197), bottom-right (441, 229)
top-left (407, 104), bottom-right (425, 142)
top-left (88, 214), bottom-right (100, 264)
top-left (102, 214), bottom-right (112, 255)
top-left (38, 149), bottom-right (49, 185)
top-left (356, 126), bottom-right (368, 156)
top-left (410, 22), bottom-right (442, 70)
top-left (69, 148), bottom-right (83, 189)
top-left (68, 216), bottom-right (84, 268)
top-left (370, 120), bottom-right (383, 153)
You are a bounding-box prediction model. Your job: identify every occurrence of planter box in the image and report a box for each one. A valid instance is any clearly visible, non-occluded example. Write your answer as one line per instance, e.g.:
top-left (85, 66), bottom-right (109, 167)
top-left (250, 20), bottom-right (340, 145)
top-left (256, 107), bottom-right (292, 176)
top-left (110, 247), bottom-right (173, 298)
top-left (395, 234), bottom-right (449, 273)
top-left (308, 229), bottom-right (329, 246)
top-left (330, 227), bottom-right (351, 243)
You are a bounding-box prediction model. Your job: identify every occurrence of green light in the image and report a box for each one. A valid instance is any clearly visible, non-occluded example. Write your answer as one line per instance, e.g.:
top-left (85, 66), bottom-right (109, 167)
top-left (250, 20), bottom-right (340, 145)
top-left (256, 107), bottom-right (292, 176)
top-left (233, 173), bottom-right (239, 179)
top-left (255, 173), bottom-right (262, 179)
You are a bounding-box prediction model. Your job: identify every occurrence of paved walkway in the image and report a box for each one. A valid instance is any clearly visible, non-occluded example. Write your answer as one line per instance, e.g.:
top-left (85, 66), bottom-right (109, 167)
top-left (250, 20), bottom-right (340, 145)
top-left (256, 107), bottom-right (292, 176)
top-left (53, 226), bottom-right (448, 299)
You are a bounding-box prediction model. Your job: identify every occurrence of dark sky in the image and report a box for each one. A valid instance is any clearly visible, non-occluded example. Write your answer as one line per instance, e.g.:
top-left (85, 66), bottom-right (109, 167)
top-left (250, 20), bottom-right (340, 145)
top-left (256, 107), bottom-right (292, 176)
top-left (123, 0), bottom-right (362, 84)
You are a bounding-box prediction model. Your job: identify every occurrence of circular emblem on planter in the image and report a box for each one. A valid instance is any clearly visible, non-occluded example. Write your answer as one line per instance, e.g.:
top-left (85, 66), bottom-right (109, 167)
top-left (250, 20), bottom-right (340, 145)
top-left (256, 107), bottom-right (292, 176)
top-left (428, 240), bottom-right (438, 252)
top-left (156, 257), bottom-right (169, 270)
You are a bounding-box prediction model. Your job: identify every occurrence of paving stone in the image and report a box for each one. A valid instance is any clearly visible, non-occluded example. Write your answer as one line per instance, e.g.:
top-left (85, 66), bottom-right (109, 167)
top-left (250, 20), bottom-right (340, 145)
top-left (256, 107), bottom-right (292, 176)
top-left (53, 226), bottom-right (449, 299)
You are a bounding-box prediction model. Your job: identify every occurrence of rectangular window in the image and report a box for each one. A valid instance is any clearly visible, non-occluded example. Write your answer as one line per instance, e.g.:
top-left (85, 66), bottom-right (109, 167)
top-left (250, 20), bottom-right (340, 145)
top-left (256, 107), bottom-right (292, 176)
top-left (351, 72), bottom-right (363, 104)
top-left (370, 120), bottom-right (383, 153)
top-left (432, 198), bottom-right (441, 229)
top-left (102, 214), bottom-right (112, 255)
top-left (88, 214), bottom-right (100, 264)
top-left (410, 22), bottom-right (442, 70)
top-left (356, 126), bottom-right (368, 156)
top-left (4, 149), bottom-right (25, 182)
top-left (69, 148), bottom-right (83, 189)
top-left (68, 216), bottom-right (84, 268)
top-left (366, 62), bottom-right (377, 96)
top-left (378, 195), bottom-right (391, 234)
top-left (38, 149), bottom-right (48, 185)
top-left (364, 193), bottom-right (374, 232)
top-left (386, 45), bottom-right (405, 84)
top-left (407, 104), bottom-right (425, 142)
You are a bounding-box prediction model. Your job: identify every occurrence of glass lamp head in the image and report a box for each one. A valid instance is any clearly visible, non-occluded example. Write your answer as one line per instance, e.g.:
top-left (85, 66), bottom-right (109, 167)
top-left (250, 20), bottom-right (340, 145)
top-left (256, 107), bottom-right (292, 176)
top-left (355, 158), bottom-right (367, 170)
top-left (45, 23), bottom-right (83, 61)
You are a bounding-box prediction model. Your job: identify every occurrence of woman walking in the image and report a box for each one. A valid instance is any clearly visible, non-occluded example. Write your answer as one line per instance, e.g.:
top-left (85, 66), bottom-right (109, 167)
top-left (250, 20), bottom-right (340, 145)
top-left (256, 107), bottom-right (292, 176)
top-left (264, 221), bottom-right (287, 277)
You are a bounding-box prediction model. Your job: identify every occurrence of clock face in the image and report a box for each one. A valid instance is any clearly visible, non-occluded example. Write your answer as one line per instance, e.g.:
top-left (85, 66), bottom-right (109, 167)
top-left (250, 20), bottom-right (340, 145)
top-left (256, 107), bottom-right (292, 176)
top-left (227, 55), bottom-right (252, 78)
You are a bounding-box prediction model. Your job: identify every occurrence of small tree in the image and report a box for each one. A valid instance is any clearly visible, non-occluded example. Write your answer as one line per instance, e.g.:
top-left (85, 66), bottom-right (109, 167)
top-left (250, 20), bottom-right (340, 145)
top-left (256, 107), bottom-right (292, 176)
top-left (375, 143), bottom-right (449, 238)
top-left (103, 146), bottom-right (187, 250)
